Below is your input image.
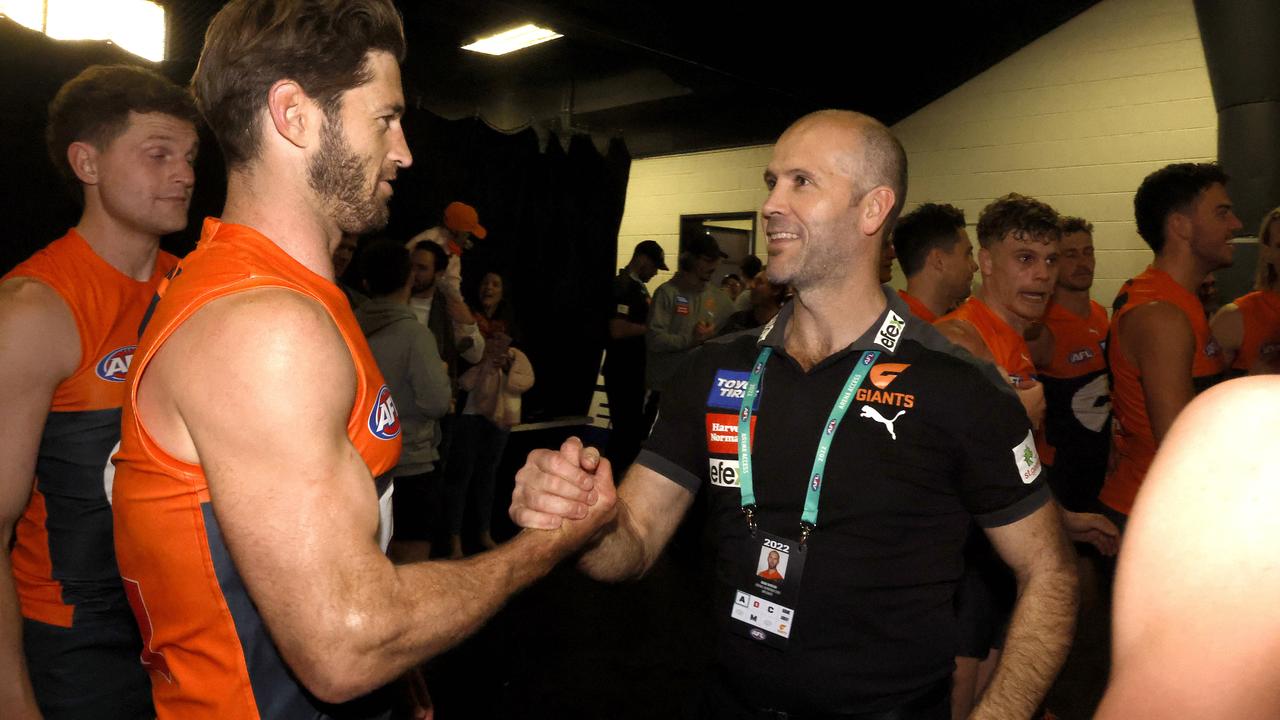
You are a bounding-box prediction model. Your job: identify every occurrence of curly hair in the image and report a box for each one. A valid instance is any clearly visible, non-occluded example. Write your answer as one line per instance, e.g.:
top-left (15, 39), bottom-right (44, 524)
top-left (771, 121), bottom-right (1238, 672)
top-left (1133, 163), bottom-right (1229, 253)
top-left (1058, 216), bottom-right (1094, 236)
top-left (46, 64), bottom-right (197, 201)
top-left (193, 0), bottom-right (405, 169)
top-left (891, 202), bottom-right (967, 277)
top-left (976, 193), bottom-right (1060, 248)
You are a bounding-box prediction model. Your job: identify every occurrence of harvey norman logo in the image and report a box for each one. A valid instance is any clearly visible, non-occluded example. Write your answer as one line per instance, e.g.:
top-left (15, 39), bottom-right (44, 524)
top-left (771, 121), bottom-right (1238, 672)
top-left (706, 413), bottom-right (755, 455)
top-left (706, 370), bottom-right (762, 410)
top-left (874, 310), bottom-right (906, 352)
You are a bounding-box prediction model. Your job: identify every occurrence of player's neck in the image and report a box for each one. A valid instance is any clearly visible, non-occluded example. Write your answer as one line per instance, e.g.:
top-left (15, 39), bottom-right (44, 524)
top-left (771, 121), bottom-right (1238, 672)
top-left (785, 276), bottom-right (886, 371)
top-left (221, 169), bottom-right (339, 281)
top-left (976, 284), bottom-right (1032, 335)
top-left (905, 276), bottom-right (950, 318)
top-left (1153, 245), bottom-right (1213, 295)
top-left (1052, 286), bottom-right (1092, 317)
top-left (74, 206), bottom-right (161, 282)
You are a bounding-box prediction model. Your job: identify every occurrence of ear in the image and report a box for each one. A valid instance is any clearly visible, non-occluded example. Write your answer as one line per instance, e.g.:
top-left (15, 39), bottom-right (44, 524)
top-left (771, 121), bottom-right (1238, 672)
top-left (858, 186), bottom-right (896, 237)
top-left (1167, 211), bottom-right (1193, 245)
top-left (978, 246), bottom-right (994, 277)
top-left (266, 79), bottom-right (316, 150)
top-left (66, 141), bottom-right (99, 186)
top-left (927, 246), bottom-right (945, 274)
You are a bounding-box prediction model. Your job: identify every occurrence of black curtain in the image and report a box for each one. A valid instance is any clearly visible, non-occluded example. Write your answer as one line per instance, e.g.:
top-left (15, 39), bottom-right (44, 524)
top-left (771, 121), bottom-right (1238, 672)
top-left (0, 18), bottom-right (630, 422)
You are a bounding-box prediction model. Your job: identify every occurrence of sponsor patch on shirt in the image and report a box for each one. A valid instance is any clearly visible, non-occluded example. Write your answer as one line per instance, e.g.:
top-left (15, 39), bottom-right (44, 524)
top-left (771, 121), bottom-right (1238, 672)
top-left (616, 303), bottom-right (630, 315)
top-left (675, 295), bottom-right (691, 316)
top-left (706, 413), bottom-right (755, 455)
top-left (95, 345), bottom-right (136, 383)
top-left (874, 310), bottom-right (906, 352)
top-left (1012, 430), bottom-right (1041, 484)
top-left (368, 385), bottom-right (401, 440)
top-left (1068, 348), bottom-right (1096, 364)
top-left (706, 370), bottom-right (760, 409)
top-left (709, 457), bottom-right (741, 487)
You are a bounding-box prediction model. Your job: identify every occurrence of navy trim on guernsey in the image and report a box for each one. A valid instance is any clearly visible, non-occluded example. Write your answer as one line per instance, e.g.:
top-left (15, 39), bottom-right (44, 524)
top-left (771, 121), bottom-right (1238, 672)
top-left (636, 286), bottom-right (1048, 715)
top-left (201, 505), bottom-right (393, 719)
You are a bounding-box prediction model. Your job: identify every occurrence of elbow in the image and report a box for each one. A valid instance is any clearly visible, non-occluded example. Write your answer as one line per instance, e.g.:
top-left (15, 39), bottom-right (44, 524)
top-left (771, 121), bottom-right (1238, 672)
top-left (286, 611), bottom-right (393, 704)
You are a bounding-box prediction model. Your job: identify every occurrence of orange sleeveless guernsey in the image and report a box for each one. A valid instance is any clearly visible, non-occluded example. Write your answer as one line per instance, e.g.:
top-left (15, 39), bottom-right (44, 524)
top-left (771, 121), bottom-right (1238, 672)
top-left (4, 230), bottom-right (176, 629)
top-left (112, 219), bottom-right (401, 719)
top-left (1229, 290), bottom-right (1280, 373)
top-left (1100, 266), bottom-right (1224, 515)
top-left (936, 297), bottom-right (1049, 459)
top-left (896, 289), bottom-right (938, 323)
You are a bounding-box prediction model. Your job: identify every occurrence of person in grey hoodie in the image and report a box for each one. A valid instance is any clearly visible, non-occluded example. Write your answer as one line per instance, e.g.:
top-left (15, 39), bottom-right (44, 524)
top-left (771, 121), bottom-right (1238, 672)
top-left (355, 239), bottom-right (452, 563)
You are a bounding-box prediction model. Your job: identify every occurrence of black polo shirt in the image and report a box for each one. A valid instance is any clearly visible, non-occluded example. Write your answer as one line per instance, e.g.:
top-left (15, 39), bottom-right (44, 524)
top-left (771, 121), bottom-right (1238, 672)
top-left (602, 269), bottom-right (650, 382)
top-left (636, 288), bottom-right (1049, 714)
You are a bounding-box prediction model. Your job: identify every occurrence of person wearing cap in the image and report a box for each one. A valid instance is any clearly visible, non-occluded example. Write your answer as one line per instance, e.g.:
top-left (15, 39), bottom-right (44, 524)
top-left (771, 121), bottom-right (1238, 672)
top-left (407, 200), bottom-right (488, 325)
top-left (645, 232), bottom-right (730, 396)
top-left (604, 240), bottom-right (667, 472)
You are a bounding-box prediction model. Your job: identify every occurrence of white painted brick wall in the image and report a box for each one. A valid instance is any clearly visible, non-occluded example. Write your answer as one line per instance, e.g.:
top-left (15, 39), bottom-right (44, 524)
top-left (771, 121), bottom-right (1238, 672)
top-left (615, 0), bottom-right (1216, 303)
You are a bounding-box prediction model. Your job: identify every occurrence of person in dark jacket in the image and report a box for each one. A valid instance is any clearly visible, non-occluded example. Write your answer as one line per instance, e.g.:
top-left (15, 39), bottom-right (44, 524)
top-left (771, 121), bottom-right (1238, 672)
top-left (355, 239), bottom-right (451, 562)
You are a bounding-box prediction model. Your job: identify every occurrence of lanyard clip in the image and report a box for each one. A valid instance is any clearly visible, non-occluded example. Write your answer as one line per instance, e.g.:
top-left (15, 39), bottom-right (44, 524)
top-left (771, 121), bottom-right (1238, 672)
top-left (742, 504), bottom-right (758, 535)
top-left (799, 521), bottom-right (815, 547)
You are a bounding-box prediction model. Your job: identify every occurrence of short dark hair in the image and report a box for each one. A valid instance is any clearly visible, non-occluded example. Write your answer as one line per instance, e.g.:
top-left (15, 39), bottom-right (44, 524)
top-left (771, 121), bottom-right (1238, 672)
top-left (1133, 162), bottom-right (1230, 253)
top-left (721, 273), bottom-right (742, 285)
top-left (740, 255), bottom-right (763, 279)
top-left (193, 0), bottom-right (406, 169)
top-left (1059, 216), bottom-right (1094, 236)
top-left (891, 203), bottom-right (967, 277)
top-left (360, 237), bottom-right (411, 296)
top-left (976, 193), bottom-right (1060, 248)
top-left (46, 64), bottom-right (198, 200)
top-left (411, 240), bottom-right (447, 273)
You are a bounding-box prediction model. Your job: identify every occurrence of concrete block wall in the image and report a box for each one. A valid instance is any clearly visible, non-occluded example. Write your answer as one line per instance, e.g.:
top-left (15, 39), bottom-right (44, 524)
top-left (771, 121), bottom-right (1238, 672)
top-left (616, 0), bottom-right (1216, 303)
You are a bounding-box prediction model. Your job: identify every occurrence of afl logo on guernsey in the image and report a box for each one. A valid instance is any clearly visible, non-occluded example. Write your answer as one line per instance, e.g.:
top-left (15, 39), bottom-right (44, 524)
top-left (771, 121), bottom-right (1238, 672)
top-left (368, 385), bottom-right (401, 440)
top-left (95, 345), bottom-right (135, 383)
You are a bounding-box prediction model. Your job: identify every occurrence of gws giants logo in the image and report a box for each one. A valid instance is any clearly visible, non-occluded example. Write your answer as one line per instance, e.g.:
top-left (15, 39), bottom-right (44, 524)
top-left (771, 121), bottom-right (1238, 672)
top-left (856, 363), bottom-right (915, 408)
top-left (874, 310), bottom-right (906, 352)
top-left (95, 345), bottom-right (136, 383)
top-left (368, 385), bottom-right (401, 440)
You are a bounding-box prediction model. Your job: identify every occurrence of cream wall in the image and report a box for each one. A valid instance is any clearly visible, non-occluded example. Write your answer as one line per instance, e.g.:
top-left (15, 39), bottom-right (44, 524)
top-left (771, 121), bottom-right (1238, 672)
top-left (615, 0), bottom-right (1216, 303)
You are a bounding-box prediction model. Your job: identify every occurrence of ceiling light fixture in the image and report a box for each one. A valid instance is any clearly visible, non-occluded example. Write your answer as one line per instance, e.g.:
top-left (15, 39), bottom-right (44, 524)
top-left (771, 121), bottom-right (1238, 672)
top-left (0, 0), bottom-right (166, 62)
top-left (462, 23), bottom-right (562, 56)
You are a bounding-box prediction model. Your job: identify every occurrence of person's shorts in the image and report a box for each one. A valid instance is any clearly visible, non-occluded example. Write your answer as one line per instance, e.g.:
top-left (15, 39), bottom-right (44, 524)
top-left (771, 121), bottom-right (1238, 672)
top-left (955, 535), bottom-right (1017, 659)
top-left (392, 470), bottom-right (440, 542)
top-left (23, 611), bottom-right (154, 719)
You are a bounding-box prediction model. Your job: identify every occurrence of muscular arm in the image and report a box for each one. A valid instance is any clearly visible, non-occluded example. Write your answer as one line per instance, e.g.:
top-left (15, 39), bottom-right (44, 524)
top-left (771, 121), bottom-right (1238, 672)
top-left (512, 441), bottom-right (694, 582)
top-left (972, 502), bottom-right (1079, 719)
top-left (1098, 378), bottom-right (1280, 718)
top-left (1208, 303), bottom-right (1243, 370)
top-left (144, 289), bottom-right (613, 703)
top-left (935, 318), bottom-right (1044, 428)
top-left (0, 279), bottom-right (80, 719)
top-left (1120, 302), bottom-right (1196, 445)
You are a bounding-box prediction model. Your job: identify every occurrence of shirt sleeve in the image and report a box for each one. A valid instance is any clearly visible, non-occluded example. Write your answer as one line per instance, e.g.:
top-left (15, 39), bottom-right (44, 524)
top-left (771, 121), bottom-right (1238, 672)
top-left (949, 363), bottom-right (1052, 527)
top-left (646, 286), bottom-right (693, 353)
top-left (454, 321), bottom-right (486, 364)
top-left (635, 348), bottom-right (711, 494)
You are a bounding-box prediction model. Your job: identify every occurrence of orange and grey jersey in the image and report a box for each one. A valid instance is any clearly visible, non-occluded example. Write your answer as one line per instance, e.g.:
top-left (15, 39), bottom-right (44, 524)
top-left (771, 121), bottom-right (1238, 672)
top-left (112, 219), bottom-right (401, 719)
top-left (3, 230), bottom-right (177, 627)
top-left (1229, 290), bottom-right (1280, 374)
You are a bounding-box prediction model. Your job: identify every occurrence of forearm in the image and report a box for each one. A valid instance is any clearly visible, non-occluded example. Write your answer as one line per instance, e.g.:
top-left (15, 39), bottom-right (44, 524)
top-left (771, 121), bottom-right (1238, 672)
top-left (314, 528), bottom-right (570, 700)
top-left (608, 319), bottom-right (646, 340)
top-left (575, 501), bottom-right (652, 582)
top-left (646, 325), bottom-right (691, 353)
top-left (455, 323), bottom-right (486, 364)
top-left (0, 553), bottom-right (41, 719)
top-left (970, 563), bottom-right (1078, 719)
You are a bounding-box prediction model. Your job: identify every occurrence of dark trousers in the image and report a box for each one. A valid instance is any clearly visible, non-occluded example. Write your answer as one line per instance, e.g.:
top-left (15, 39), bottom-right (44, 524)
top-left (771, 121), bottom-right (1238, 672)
top-left (689, 674), bottom-right (950, 720)
top-left (444, 414), bottom-right (511, 536)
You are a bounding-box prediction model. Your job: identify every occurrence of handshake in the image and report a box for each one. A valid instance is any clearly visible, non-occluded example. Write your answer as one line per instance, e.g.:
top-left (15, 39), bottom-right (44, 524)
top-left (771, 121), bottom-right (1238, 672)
top-left (511, 437), bottom-right (619, 554)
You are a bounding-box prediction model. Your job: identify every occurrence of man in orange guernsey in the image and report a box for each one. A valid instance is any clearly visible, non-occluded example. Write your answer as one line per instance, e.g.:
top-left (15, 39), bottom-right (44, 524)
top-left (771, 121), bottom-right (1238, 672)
top-left (0, 65), bottom-right (197, 719)
top-left (891, 202), bottom-right (976, 323)
top-left (935, 195), bottom-right (1118, 718)
top-left (1027, 216), bottom-right (1111, 513)
top-left (1100, 163), bottom-right (1239, 529)
top-left (110, 2), bottom-right (615, 718)
top-left (1210, 206), bottom-right (1280, 376)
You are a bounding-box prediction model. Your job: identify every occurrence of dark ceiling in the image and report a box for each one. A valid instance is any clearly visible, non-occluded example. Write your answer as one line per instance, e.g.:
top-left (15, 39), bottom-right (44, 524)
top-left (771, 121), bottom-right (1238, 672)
top-left (161, 0), bottom-right (1099, 157)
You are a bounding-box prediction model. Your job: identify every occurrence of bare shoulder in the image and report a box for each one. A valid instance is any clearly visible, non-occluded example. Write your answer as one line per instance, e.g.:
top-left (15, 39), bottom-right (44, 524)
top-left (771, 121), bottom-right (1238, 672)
top-left (0, 276), bottom-right (79, 378)
top-left (1208, 301), bottom-right (1244, 344)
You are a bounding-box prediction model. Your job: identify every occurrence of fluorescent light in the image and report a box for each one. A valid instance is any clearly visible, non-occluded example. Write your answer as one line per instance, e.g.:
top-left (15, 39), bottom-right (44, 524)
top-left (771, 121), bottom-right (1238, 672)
top-left (3, 0), bottom-right (166, 62)
top-left (462, 23), bottom-right (562, 56)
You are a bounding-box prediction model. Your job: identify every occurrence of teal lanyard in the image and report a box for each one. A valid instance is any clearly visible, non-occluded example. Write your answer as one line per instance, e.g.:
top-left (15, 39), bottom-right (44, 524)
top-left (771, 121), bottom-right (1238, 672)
top-left (737, 347), bottom-right (881, 543)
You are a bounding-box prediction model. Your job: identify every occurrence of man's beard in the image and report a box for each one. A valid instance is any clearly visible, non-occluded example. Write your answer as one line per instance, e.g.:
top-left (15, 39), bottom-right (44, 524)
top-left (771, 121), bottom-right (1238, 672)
top-left (307, 114), bottom-right (389, 235)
